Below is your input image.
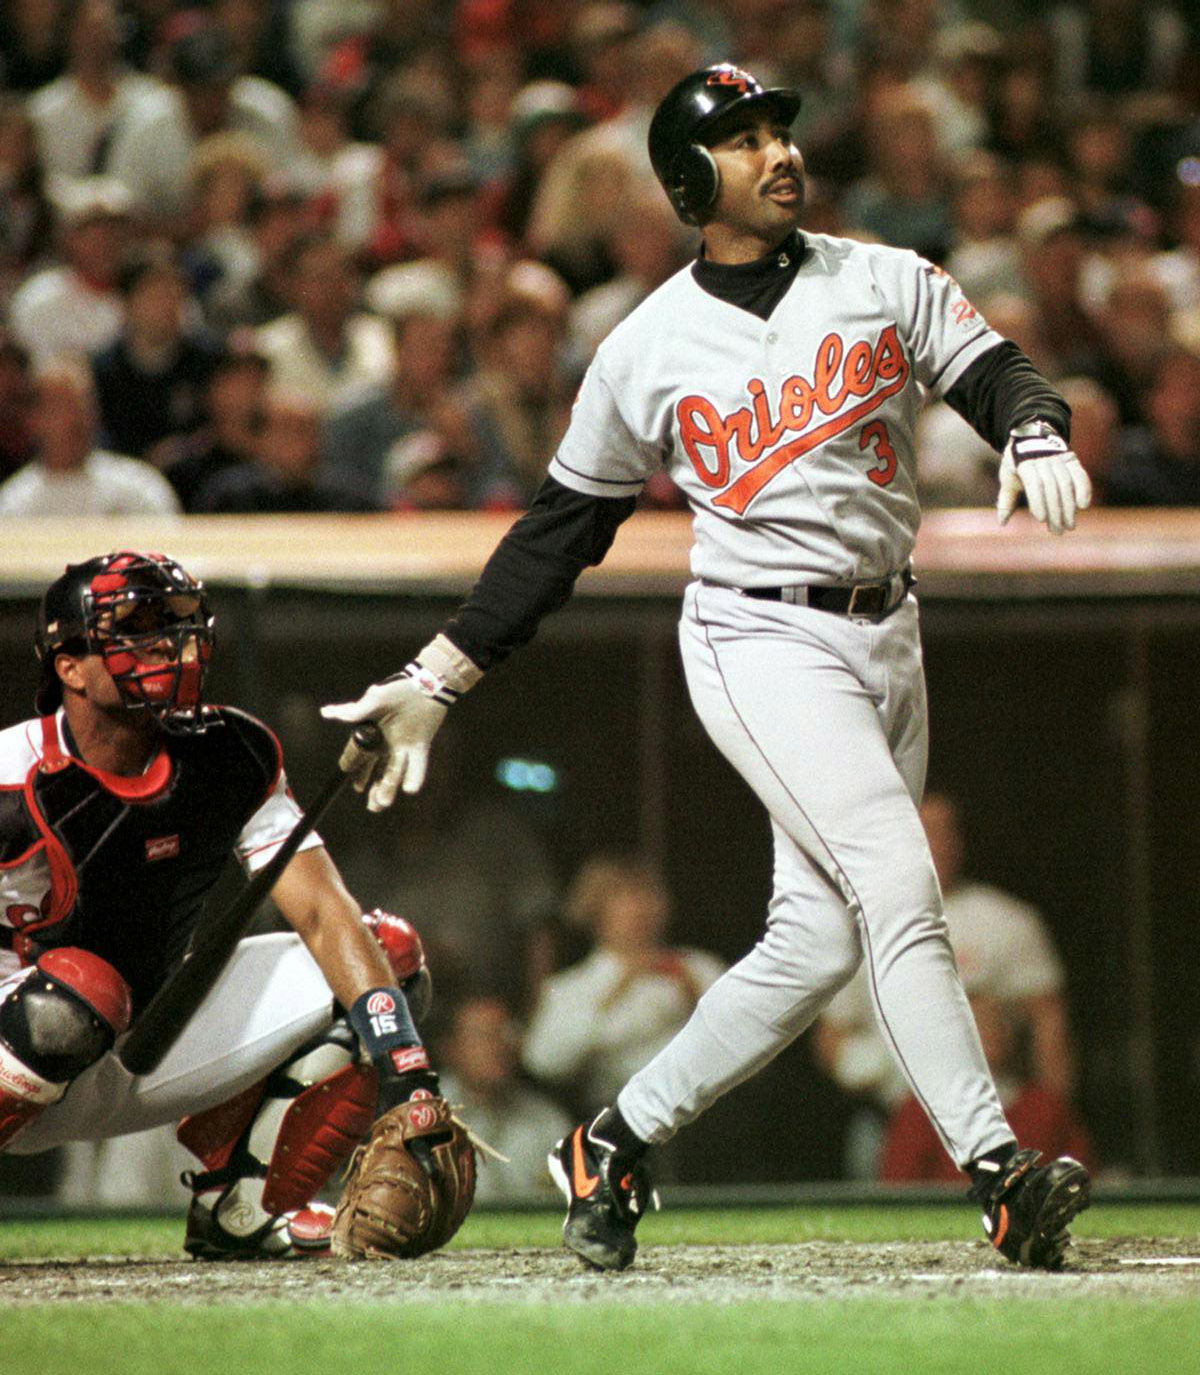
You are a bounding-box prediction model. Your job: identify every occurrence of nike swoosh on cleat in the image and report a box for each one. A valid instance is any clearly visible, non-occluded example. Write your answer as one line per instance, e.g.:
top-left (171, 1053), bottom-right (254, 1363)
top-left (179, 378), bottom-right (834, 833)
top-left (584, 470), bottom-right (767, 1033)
top-left (572, 1127), bottom-right (600, 1199)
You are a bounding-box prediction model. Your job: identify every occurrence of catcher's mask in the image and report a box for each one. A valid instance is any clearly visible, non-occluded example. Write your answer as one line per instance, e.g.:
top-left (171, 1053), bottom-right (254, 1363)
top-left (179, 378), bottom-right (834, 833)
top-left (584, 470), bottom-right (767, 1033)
top-left (35, 550), bottom-right (214, 734)
top-left (648, 63), bottom-right (802, 226)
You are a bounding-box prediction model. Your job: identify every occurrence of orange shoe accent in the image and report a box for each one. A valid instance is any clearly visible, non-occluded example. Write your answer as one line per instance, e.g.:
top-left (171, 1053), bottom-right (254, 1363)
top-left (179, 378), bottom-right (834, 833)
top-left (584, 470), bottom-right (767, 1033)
top-left (571, 1127), bottom-right (600, 1199)
top-left (992, 1204), bottom-right (1009, 1249)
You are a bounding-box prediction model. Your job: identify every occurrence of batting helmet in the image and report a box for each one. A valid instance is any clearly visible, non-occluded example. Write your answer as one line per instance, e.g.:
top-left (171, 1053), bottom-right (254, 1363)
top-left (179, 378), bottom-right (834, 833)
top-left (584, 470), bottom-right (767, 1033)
top-left (35, 550), bottom-right (214, 732)
top-left (648, 64), bottom-right (802, 226)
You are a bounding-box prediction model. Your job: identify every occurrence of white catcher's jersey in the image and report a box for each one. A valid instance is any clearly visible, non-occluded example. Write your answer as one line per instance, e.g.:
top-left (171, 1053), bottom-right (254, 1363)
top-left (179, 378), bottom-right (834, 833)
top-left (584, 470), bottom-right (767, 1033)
top-left (549, 233), bottom-right (1002, 587)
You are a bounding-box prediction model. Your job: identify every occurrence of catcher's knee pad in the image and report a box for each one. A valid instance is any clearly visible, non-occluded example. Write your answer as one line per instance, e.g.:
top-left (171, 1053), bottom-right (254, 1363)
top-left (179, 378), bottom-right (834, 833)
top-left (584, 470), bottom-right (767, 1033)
top-left (179, 1020), bottom-right (377, 1257)
top-left (362, 910), bottom-right (432, 1023)
top-left (0, 949), bottom-right (132, 1149)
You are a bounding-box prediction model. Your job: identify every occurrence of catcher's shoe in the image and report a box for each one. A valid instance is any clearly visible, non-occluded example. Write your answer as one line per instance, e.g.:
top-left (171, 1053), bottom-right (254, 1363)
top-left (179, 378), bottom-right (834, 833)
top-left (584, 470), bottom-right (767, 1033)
top-left (972, 1148), bottom-right (1091, 1269)
top-left (184, 1186), bottom-right (335, 1260)
top-left (548, 1119), bottom-right (658, 1272)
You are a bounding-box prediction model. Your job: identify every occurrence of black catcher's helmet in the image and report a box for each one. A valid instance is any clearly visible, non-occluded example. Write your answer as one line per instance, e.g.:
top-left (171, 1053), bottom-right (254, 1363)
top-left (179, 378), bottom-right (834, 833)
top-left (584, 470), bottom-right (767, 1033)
top-left (35, 551), bottom-right (214, 733)
top-left (648, 63), bottom-right (802, 226)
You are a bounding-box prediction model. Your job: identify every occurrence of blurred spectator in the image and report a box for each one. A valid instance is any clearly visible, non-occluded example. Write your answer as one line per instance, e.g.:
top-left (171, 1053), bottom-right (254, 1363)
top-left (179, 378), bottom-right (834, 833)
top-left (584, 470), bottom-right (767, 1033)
top-left (204, 177), bottom-right (310, 331)
top-left (416, 163), bottom-right (493, 288)
top-left (0, 95), bottom-right (55, 299)
top-left (356, 72), bottom-right (462, 268)
top-left (840, 84), bottom-right (953, 261)
top-left (490, 79), bottom-right (590, 251)
top-left (1151, 180), bottom-right (1200, 316)
top-left (254, 231), bottom-right (395, 409)
top-left (879, 991), bottom-right (1096, 1183)
top-left (985, 54), bottom-right (1064, 166)
top-left (461, 278), bottom-right (574, 508)
top-left (566, 182), bottom-right (692, 377)
top-left (104, 17), bottom-right (301, 234)
top-left (1056, 375), bottom-right (1121, 504)
top-left (915, 403), bottom-right (997, 508)
top-left (1064, 100), bottom-right (1142, 225)
top-left (458, 49), bottom-right (523, 188)
top-left (1105, 347), bottom-right (1200, 506)
top-left (1049, 1), bottom-right (1187, 102)
top-left (436, 994), bottom-right (572, 1204)
top-left (91, 241), bottom-right (221, 464)
top-left (944, 150), bottom-right (1024, 304)
top-left (815, 790), bottom-right (1076, 1178)
top-left (522, 854), bottom-right (725, 1115)
top-left (182, 131), bottom-right (269, 307)
top-left (0, 0), bottom-right (66, 94)
top-left (527, 124), bottom-right (649, 293)
top-left (302, 0), bottom-right (455, 140)
top-left (852, 0), bottom-right (941, 81)
top-left (0, 332), bottom-right (35, 481)
top-left (163, 338), bottom-right (268, 510)
top-left (26, 0), bottom-right (160, 184)
top-left (912, 21), bottom-right (1005, 159)
top-left (211, 0), bottom-right (304, 98)
top-left (1015, 195), bottom-right (1109, 377)
top-left (191, 385), bottom-right (377, 512)
top-left (290, 81), bottom-right (380, 257)
top-left (1092, 268), bottom-right (1174, 426)
top-left (0, 355), bottom-right (181, 516)
top-left (569, 3), bottom-right (640, 124)
top-left (327, 260), bottom-right (469, 507)
top-left (7, 175), bottom-right (132, 365)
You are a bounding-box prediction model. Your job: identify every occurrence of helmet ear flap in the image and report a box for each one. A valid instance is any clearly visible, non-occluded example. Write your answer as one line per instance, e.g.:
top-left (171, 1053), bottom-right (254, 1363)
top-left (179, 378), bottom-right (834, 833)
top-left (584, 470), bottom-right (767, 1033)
top-left (668, 143), bottom-right (720, 226)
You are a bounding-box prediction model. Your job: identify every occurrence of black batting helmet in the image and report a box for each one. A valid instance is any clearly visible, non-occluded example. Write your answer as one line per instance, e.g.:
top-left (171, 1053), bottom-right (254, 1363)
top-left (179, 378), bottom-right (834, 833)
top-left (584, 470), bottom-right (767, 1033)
top-left (35, 551), bottom-right (214, 732)
top-left (648, 64), bottom-right (802, 226)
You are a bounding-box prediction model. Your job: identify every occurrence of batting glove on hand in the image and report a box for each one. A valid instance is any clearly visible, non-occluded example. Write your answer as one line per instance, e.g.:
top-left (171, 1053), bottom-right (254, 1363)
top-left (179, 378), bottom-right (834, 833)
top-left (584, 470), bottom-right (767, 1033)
top-left (997, 422), bottom-right (1092, 535)
top-left (321, 635), bottom-right (482, 811)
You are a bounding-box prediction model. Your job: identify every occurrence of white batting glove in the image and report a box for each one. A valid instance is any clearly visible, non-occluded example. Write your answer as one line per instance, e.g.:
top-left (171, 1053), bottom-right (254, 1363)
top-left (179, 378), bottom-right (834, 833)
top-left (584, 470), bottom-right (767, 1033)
top-left (997, 421), bottom-right (1092, 535)
top-left (321, 634), bottom-right (483, 811)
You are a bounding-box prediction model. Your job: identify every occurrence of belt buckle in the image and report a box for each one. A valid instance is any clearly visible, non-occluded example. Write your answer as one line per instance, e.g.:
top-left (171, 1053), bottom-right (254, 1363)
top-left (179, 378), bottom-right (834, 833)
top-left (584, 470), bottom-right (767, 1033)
top-left (847, 581), bottom-right (886, 620)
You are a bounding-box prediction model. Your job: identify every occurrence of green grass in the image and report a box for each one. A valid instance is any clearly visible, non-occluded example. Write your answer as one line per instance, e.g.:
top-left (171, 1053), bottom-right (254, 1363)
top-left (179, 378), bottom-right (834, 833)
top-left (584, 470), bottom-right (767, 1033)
top-left (3, 1207), bottom-right (1198, 1375)
top-left (3, 1202), bottom-right (1199, 1260)
top-left (4, 1297), bottom-right (1199, 1375)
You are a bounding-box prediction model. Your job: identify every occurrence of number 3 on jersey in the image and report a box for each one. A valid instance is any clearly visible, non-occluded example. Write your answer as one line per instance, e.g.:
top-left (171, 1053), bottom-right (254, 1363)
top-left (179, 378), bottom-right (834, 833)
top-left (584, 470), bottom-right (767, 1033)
top-left (859, 420), bottom-right (897, 487)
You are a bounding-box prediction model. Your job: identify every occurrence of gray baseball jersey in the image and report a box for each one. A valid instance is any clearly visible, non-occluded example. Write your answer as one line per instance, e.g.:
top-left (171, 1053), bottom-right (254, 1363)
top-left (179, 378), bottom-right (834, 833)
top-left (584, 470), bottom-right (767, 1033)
top-left (543, 232), bottom-right (1016, 1167)
top-left (550, 232), bottom-right (1002, 587)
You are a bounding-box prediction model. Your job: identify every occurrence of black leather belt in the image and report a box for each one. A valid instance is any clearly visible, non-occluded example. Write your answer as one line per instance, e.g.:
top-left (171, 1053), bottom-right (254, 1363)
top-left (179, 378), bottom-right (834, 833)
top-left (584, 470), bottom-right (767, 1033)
top-left (728, 568), bottom-right (914, 621)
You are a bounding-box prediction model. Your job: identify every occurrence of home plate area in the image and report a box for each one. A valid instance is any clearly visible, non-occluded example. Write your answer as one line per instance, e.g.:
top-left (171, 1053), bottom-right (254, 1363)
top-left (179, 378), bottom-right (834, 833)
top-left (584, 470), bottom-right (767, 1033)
top-left (3, 1238), bottom-right (1199, 1305)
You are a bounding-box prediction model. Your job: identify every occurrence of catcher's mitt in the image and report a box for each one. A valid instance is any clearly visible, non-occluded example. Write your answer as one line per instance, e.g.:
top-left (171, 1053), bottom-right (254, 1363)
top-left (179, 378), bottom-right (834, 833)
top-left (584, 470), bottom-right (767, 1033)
top-left (332, 1096), bottom-right (476, 1259)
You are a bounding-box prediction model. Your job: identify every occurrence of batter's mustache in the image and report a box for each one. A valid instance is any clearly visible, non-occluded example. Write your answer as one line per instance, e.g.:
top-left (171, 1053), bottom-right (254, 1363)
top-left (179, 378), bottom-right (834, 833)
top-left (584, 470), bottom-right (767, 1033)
top-left (762, 171), bottom-right (804, 196)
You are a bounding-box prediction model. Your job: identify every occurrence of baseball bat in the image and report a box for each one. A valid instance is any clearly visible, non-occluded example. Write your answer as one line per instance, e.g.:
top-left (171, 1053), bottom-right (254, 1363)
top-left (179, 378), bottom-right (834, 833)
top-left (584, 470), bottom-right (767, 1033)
top-left (117, 721), bottom-right (385, 1076)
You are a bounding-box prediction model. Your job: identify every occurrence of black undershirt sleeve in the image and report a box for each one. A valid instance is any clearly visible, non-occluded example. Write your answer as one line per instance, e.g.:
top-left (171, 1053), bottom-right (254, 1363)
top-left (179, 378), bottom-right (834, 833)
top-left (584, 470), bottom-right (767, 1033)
top-left (443, 476), bottom-right (638, 671)
top-left (943, 340), bottom-right (1071, 451)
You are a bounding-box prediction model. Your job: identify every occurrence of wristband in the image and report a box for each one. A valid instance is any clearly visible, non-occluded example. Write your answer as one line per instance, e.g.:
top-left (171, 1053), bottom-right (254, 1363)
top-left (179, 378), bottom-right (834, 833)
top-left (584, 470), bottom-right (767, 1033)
top-left (347, 986), bottom-right (428, 1078)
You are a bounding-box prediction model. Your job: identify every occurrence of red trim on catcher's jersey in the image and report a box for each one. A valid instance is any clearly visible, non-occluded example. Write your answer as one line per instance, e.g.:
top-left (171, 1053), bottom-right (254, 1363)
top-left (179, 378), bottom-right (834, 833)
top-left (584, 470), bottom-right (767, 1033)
top-left (21, 764), bottom-right (77, 929)
top-left (38, 715), bottom-right (173, 802)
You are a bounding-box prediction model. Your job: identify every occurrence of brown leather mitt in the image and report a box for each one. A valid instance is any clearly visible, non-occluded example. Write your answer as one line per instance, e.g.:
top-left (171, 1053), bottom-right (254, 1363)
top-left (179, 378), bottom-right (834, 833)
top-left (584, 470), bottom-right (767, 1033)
top-left (332, 1096), bottom-right (476, 1259)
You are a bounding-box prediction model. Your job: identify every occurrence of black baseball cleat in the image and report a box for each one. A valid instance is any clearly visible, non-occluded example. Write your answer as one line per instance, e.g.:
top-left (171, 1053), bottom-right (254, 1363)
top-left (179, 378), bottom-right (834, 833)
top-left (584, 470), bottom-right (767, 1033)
top-left (548, 1118), bottom-right (659, 1271)
top-left (972, 1148), bottom-right (1091, 1269)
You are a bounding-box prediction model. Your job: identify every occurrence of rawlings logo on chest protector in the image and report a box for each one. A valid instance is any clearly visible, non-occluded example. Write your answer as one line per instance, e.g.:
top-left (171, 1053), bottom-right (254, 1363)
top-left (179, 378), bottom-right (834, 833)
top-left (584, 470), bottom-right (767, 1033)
top-left (676, 324), bottom-right (911, 514)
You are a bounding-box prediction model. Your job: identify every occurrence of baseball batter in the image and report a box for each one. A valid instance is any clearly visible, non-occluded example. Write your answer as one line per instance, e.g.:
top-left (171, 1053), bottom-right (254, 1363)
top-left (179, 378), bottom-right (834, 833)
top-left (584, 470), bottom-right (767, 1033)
top-left (325, 64), bottom-right (1093, 1271)
top-left (0, 551), bottom-right (441, 1258)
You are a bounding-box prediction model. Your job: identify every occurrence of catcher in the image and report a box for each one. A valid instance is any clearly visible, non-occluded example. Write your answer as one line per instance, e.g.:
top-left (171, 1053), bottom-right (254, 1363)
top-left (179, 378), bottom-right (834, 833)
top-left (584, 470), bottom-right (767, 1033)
top-left (0, 551), bottom-right (474, 1259)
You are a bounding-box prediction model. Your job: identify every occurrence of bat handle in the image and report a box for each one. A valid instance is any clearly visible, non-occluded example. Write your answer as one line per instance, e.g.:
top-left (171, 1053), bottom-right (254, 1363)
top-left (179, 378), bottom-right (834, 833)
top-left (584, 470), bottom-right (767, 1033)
top-left (352, 720), bottom-right (385, 754)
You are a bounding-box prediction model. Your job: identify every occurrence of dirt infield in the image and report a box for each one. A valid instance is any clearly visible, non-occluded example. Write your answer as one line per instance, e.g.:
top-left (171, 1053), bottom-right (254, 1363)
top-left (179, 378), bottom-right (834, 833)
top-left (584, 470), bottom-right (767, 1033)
top-left (3, 1238), bottom-right (1199, 1306)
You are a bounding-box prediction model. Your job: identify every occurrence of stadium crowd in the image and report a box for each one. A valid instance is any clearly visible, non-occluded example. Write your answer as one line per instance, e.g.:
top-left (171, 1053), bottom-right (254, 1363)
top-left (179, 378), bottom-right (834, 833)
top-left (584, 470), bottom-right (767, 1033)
top-left (0, 0), bottom-right (1198, 516)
